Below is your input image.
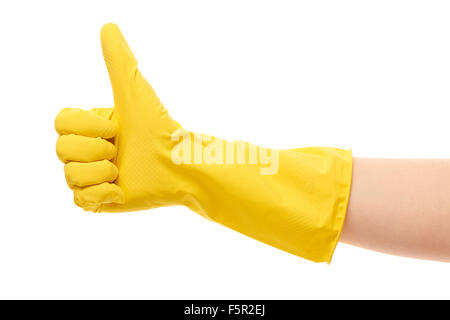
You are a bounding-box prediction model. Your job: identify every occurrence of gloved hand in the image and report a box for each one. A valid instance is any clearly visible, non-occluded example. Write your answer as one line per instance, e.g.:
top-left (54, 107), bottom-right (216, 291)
top-left (55, 23), bottom-right (352, 262)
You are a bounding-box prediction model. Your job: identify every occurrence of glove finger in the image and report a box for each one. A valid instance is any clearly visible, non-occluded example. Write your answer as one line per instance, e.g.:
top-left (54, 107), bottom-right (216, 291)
top-left (74, 182), bottom-right (124, 210)
top-left (100, 23), bottom-right (137, 89)
top-left (64, 160), bottom-right (118, 188)
top-left (56, 134), bottom-right (116, 163)
top-left (55, 108), bottom-right (116, 138)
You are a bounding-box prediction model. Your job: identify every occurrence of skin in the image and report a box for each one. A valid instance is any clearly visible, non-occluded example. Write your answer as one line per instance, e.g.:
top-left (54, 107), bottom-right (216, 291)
top-left (340, 157), bottom-right (450, 262)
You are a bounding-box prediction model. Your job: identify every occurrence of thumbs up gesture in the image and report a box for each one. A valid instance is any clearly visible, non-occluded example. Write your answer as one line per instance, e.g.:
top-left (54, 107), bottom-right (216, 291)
top-left (55, 23), bottom-right (352, 262)
top-left (55, 23), bottom-right (181, 212)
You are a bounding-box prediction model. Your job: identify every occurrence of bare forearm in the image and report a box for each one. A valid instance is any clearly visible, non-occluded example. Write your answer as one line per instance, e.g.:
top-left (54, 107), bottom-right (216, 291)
top-left (340, 157), bottom-right (450, 261)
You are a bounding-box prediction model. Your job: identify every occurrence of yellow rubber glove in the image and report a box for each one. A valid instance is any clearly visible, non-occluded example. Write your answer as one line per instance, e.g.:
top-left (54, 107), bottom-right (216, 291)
top-left (55, 23), bottom-right (352, 263)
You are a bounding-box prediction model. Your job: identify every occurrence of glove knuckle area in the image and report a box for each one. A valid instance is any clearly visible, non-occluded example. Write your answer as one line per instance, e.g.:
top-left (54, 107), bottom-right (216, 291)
top-left (55, 108), bottom-right (116, 138)
top-left (56, 134), bottom-right (116, 163)
top-left (64, 160), bottom-right (118, 188)
top-left (74, 182), bottom-right (124, 212)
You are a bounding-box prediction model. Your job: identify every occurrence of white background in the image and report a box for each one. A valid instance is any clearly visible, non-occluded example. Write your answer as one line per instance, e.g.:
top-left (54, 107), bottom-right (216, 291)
top-left (1, 0), bottom-right (450, 299)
